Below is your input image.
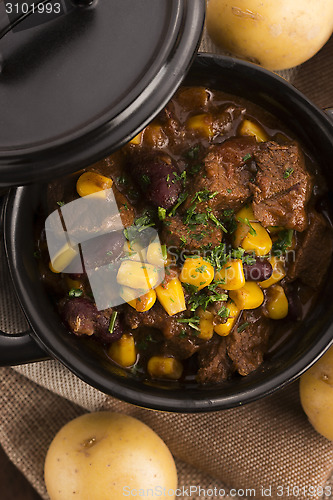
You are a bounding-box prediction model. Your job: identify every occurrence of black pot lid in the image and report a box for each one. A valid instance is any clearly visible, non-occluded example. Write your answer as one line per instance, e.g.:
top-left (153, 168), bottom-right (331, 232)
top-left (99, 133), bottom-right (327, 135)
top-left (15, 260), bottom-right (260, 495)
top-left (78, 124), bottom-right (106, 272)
top-left (0, 0), bottom-right (205, 187)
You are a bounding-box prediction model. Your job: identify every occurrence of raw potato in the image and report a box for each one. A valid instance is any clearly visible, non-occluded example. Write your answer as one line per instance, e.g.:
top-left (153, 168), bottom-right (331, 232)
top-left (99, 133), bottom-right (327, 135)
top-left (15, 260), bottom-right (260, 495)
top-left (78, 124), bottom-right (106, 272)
top-left (300, 346), bottom-right (333, 441)
top-left (207, 0), bottom-right (333, 70)
top-left (44, 412), bottom-right (177, 500)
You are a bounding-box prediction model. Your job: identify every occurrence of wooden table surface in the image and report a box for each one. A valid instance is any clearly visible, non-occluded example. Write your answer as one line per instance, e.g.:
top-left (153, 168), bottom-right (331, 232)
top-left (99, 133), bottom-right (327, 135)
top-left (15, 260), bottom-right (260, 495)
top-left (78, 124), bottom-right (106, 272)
top-left (0, 445), bottom-right (42, 500)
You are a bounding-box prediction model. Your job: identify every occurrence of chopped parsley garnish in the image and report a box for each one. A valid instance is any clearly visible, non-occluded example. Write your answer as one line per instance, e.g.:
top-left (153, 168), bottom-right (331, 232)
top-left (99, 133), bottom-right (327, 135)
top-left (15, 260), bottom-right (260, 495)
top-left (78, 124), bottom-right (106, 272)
top-left (204, 243), bottom-right (228, 270)
top-left (141, 174), bottom-right (151, 186)
top-left (231, 248), bottom-right (256, 265)
top-left (135, 211), bottom-right (154, 228)
top-left (117, 174), bottom-right (128, 186)
top-left (108, 311), bottom-right (118, 334)
top-left (186, 145), bottom-right (200, 159)
top-left (158, 207), bottom-right (166, 221)
top-left (195, 264), bottom-right (207, 273)
top-left (191, 189), bottom-right (218, 205)
top-left (207, 209), bottom-right (228, 233)
top-left (181, 190), bottom-right (228, 237)
top-left (179, 330), bottom-right (187, 339)
top-left (237, 217), bottom-right (257, 236)
top-left (243, 153), bottom-right (252, 162)
top-left (173, 171), bottom-right (187, 186)
top-left (190, 164), bottom-right (202, 175)
top-left (168, 192), bottom-right (188, 216)
top-left (217, 305), bottom-right (230, 318)
top-left (186, 281), bottom-right (228, 313)
top-left (237, 322), bottom-right (250, 333)
top-left (227, 188), bottom-right (232, 194)
top-left (68, 288), bottom-right (83, 298)
top-left (57, 201), bottom-right (65, 207)
top-left (283, 168), bottom-right (294, 179)
top-left (161, 244), bottom-right (167, 260)
top-left (177, 316), bottom-right (200, 331)
top-left (182, 283), bottom-right (199, 294)
top-left (124, 210), bottom-right (156, 242)
top-left (272, 229), bottom-right (293, 255)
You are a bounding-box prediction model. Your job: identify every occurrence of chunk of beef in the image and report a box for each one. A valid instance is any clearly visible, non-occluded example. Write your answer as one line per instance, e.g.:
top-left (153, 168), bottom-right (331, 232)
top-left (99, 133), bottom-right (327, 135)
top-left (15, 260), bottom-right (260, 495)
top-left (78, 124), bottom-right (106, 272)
top-left (162, 336), bottom-right (202, 360)
top-left (184, 136), bottom-right (259, 212)
top-left (251, 142), bottom-right (313, 231)
top-left (114, 189), bottom-right (135, 228)
top-left (288, 210), bottom-right (333, 289)
top-left (124, 302), bottom-right (191, 340)
top-left (161, 215), bottom-right (223, 252)
top-left (226, 310), bottom-right (271, 376)
top-left (196, 337), bottom-right (234, 384)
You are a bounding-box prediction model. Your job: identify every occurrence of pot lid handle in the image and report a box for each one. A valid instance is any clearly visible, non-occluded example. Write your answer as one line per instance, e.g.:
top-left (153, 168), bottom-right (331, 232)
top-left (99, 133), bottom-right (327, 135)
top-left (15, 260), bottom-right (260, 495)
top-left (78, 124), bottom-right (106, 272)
top-left (0, 0), bottom-right (92, 41)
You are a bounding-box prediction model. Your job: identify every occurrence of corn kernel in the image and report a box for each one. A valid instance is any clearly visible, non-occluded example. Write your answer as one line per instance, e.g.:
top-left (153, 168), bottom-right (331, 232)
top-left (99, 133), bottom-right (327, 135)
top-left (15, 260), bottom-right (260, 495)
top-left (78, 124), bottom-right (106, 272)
top-left (76, 172), bottom-right (113, 198)
top-left (236, 205), bottom-right (256, 221)
top-left (234, 205), bottom-right (256, 247)
top-left (260, 256), bottom-right (286, 288)
top-left (49, 242), bottom-right (78, 273)
top-left (177, 87), bottom-right (209, 108)
top-left (117, 260), bottom-right (160, 290)
top-left (229, 282), bottom-right (264, 310)
top-left (147, 356), bottom-right (183, 380)
top-left (108, 333), bottom-right (137, 367)
top-left (239, 119), bottom-right (268, 142)
top-left (235, 206), bottom-right (272, 256)
top-left (66, 277), bottom-right (83, 291)
top-left (241, 223), bottom-right (272, 256)
top-left (155, 278), bottom-right (186, 316)
top-left (266, 285), bottom-right (288, 319)
top-left (197, 308), bottom-right (214, 340)
top-left (180, 256), bottom-right (214, 291)
top-left (135, 290), bottom-right (157, 312)
top-left (123, 240), bottom-right (147, 262)
top-left (143, 124), bottom-right (168, 148)
top-left (186, 113), bottom-right (214, 138)
top-left (120, 286), bottom-right (156, 312)
top-left (215, 259), bottom-right (245, 290)
top-left (129, 131), bottom-right (143, 145)
top-left (214, 300), bottom-right (240, 336)
top-left (146, 240), bottom-right (167, 267)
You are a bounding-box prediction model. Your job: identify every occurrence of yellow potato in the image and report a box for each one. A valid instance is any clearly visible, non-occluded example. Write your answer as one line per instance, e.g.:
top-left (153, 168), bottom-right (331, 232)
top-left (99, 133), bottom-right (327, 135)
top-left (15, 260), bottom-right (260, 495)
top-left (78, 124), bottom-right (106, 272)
top-left (207, 0), bottom-right (333, 70)
top-left (44, 412), bottom-right (177, 499)
top-left (300, 346), bottom-right (333, 441)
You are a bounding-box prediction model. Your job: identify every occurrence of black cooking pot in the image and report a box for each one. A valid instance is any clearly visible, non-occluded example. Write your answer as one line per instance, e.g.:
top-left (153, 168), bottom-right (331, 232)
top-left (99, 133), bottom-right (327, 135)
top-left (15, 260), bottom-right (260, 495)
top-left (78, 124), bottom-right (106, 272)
top-left (1, 54), bottom-right (333, 412)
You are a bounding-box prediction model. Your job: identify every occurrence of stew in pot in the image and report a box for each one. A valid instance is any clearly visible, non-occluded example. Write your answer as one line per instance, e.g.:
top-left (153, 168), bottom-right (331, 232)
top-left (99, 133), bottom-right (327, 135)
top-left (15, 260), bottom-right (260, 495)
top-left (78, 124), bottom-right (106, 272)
top-left (37, 86), bottom-right (333, 385)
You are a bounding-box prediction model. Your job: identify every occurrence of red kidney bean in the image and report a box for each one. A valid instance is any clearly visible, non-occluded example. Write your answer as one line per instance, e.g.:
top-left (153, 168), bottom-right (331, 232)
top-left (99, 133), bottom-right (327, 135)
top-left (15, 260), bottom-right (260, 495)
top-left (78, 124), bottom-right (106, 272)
top-left (61, 297), bottom-right (123, 342)
top-left (243, 257), bottom-right (273, 282)
top-left (132, 153), bottom-right (182, 209)
top-left (81, 230), bottom-right (126, 270)
top-left (61, 297), bottom-right (97, 336)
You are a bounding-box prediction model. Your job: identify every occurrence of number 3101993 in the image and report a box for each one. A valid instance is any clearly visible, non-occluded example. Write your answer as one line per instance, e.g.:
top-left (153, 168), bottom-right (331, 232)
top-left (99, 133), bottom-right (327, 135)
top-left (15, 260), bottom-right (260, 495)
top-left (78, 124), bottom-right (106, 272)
top-left (5, 3), bottom-right (61, 15)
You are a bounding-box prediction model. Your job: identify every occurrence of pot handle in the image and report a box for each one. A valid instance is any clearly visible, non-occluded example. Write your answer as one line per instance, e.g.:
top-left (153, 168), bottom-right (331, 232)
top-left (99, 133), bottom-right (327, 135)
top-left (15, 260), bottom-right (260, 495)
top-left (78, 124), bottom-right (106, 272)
top-left (0, 198), bottom-right (49, 366)
top-left (0, 331), bottom-right (49, 366)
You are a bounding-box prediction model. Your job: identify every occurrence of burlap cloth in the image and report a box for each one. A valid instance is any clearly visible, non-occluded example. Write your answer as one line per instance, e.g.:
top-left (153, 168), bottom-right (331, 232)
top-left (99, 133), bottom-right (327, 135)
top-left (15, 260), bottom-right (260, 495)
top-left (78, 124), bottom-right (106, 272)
top-left (1, 26), bottom-right (333, 500)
